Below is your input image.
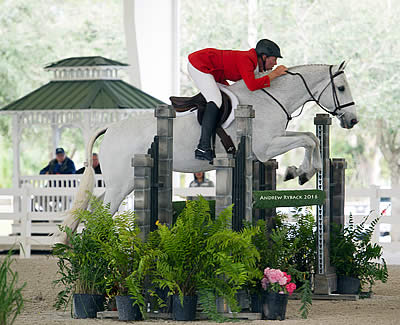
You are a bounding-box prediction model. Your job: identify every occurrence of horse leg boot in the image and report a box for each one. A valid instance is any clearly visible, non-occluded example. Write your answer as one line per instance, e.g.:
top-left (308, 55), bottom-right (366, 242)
top-left (195, 101), bottom-right (219, 162)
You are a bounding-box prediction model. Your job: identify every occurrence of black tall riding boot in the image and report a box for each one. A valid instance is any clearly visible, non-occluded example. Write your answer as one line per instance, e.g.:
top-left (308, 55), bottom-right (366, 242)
top-left (195, 101), bottom-right (220, 162)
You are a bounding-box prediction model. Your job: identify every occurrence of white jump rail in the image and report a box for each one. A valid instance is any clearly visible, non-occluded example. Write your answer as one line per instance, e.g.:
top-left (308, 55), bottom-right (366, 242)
top-left (173, 187), bottom-right (216, 198)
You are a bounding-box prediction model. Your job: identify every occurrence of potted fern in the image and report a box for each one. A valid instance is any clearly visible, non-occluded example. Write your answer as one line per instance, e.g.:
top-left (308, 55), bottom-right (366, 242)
top-left (151, 197), bottom-right (259, 321)
top-left (53, 199), bottom-right (113, 318)
top-left (53, 225), bottom-right (109, 318)
top-left (331, 213), bottom-right (388, 294)
top-left (97, 207), bottom-right (146, 321)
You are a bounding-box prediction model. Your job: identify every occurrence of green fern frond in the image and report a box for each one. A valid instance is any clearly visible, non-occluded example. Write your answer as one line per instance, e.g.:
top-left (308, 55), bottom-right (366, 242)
top-left (299, 279), bottom-right (312, 319)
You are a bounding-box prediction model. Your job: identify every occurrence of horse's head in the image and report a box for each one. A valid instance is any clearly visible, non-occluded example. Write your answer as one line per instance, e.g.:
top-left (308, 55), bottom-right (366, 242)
top-left (318, 61), bottom-right (358, 129)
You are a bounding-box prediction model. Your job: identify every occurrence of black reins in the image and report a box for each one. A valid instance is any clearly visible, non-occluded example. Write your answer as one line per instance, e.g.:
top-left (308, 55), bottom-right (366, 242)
top-left (260, 65), bottom-right (355, 128)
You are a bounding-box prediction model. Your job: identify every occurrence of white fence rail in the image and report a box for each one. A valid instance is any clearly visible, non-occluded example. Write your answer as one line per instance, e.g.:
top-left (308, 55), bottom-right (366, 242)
top-left (346, 185), bottom-right (400, 245)
top-left (0, 175), bottom-right (216, 258)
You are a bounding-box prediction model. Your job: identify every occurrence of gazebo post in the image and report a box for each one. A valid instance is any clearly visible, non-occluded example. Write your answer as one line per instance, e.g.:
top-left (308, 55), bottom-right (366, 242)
top-left (51, 124), bottom-right (61, 154)
top-left (11, 114), bottom-right (21, 212)
top-left (81, 112), bottom-right (92, 161)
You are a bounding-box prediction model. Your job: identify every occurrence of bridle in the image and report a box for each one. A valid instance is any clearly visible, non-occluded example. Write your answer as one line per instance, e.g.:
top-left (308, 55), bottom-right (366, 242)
top-left (261, 65), bottom-right (355, 128)
top-left (317, 66), bottom-right (355, 113)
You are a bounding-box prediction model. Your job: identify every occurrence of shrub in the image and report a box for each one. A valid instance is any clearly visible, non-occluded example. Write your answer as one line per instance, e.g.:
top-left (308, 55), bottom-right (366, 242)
top-left (251, 207), bottom-right (316, 284)
top-left (151, 197), bottom-right (260, 321)
top-left (250, 207), bottom-right (316, 318)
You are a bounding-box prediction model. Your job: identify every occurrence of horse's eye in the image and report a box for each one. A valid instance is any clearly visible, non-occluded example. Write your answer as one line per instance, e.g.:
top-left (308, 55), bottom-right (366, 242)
top-left (338, 86), bottom-right (345, 92)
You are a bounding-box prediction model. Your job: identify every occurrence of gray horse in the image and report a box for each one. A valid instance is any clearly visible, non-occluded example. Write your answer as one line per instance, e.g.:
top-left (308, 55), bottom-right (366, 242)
top-left (54, 62), bottom-right (357, 241)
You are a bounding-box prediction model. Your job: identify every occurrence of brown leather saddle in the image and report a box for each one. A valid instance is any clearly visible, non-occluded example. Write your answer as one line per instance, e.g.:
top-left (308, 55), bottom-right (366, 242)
top-left (169, 92), bottom-right (236, 154)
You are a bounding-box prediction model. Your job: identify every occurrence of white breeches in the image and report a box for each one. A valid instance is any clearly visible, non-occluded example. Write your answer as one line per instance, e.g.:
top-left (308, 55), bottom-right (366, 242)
top-left (187, 62), bottom-right (222, 108)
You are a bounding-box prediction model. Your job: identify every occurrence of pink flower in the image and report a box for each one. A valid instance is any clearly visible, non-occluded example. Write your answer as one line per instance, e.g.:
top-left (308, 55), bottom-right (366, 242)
top-left (263, 268), bottom-right (296, 294)
top-left (279, 291), bottom-right (284, 294)
top-left (261, 276), bottom-right (269, 290)
top-left (282, 272), bottom-right (291, 283)
top-left (279, 276), bottom-right (288, 286)
top-left (266, 268), bottom-right (284, 284)
top-left (286, 282), bottom-right (297, 296)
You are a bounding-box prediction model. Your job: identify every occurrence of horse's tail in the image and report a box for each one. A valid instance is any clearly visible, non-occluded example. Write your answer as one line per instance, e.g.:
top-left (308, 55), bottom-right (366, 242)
top-left (52, 127), bottom-right (108, 244)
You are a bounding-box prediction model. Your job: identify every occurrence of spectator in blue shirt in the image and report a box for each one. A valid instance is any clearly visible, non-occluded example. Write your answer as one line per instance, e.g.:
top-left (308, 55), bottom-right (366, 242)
top-left (40, 148), bottom-right (76, 175)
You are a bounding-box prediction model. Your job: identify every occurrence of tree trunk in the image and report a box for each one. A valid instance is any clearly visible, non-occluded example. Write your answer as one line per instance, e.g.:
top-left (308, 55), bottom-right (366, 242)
top-left (390, 162), bottom-right (400, 187)
top-left (376, 119), bottom-right (400, 187)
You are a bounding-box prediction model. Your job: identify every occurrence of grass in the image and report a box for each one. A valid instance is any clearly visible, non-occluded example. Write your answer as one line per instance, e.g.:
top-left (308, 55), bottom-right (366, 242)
top-left (0, 250), bottom-right (26, 325)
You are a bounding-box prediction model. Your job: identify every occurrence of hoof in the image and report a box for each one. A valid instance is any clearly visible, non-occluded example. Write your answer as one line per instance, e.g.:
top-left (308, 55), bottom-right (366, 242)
top-left (298, 173), bottom-right (310, 185)
top-left (284, 166), bottom-right (297, 182)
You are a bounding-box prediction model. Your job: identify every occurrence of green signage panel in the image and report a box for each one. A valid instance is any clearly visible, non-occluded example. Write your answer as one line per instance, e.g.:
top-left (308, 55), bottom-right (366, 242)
top-left (253, 190), bottom-right (326, 209)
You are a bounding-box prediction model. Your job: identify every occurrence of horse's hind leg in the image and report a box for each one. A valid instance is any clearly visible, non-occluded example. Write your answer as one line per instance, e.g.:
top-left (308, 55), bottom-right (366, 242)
top-left (101, 155), bottom-right (135, 215)
top-left (103, 185), bottom-right (134, 215)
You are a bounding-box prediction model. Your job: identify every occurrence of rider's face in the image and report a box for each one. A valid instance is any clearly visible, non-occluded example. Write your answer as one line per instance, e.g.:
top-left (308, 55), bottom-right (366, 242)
top-left (264, 56), bottom-right (278, 70)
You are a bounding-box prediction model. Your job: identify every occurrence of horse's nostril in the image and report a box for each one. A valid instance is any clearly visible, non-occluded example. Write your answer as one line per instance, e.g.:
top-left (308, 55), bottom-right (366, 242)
top-left (351, 119), bottom-right (358, 125)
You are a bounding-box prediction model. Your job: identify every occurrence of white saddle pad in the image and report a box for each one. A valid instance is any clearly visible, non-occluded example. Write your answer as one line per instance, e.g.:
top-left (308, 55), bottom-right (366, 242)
top-left (175, 83), bottom-right (239, 129)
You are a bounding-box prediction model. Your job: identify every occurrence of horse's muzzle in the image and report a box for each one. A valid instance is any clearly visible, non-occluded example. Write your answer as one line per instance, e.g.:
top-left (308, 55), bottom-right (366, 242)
top-left (350, 118), bottom-right (358, 127)
top-left (340, 116), bottom-right (358, 129)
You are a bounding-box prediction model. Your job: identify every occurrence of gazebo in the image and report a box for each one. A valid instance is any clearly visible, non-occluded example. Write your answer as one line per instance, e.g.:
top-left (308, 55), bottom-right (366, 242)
top-left (0, 56), bottom-right (164, 254)
top-left (0, 56), bottom-right (164, 190)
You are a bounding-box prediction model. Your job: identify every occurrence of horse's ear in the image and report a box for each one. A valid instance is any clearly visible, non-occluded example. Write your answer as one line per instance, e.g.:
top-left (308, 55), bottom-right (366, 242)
top-left (338, 60), bottom-right (347, 71)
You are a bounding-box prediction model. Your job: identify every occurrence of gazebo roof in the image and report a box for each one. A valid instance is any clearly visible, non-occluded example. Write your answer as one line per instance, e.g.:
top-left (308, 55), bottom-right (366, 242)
top-left (44, 56), bottom-right (128, 68)
top-left (0, 80), bottom-right (164, 111)
top-left (0, 56), bottom-right (164, 111)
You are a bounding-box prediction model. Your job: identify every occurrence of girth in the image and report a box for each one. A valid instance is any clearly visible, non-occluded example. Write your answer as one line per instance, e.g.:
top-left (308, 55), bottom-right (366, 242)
top-left (170, 92), bottom-right (236, 154)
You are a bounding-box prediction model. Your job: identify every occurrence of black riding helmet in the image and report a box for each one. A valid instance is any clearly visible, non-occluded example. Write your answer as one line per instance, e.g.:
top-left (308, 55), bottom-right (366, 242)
top-left (255, 39), bottom-right (283, 58)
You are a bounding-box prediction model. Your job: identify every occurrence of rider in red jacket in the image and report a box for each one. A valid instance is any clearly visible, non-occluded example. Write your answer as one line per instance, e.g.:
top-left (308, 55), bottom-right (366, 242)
top-left (188, 39), bottom-right (287, 162)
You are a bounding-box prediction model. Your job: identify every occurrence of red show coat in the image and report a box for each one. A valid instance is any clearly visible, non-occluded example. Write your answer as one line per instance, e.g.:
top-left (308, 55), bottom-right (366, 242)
top-left (188, 48), bottom-right (270, 91)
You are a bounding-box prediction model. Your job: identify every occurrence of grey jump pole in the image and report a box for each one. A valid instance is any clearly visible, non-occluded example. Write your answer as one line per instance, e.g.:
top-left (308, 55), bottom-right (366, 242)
top-left (132, 104), bottom-right (175, 238)
top-left (314, 113), bottom-right (337, 295)
top-left (253, 159), bottom-right (279, 229)
top-left (330, 158), bottom-right (347, 227)
top-left (214, 153), bottom-right (235, 218)
top-left (235, 105), bottom-right (255, 224)
top-left (154, 105), bottom-right (175, 226)
top-left (132, 154), bottom-right (153, 239)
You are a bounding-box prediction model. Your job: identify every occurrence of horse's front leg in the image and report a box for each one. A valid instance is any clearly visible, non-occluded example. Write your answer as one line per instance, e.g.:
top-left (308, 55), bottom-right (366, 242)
top-left (285, 131), bottom-right (322, 184)
top-left (261, 133), bottom-right (317, 185)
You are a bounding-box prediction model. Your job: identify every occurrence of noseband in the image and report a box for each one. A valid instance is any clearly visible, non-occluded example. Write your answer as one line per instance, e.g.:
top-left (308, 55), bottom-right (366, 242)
top-left (261, 65), bottom-right (355, 128)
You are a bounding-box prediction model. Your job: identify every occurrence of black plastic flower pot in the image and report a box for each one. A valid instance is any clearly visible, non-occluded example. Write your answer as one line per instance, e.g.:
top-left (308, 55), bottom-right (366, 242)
top-left (73, 293), bottom-right (105, 319)
top-left (250, 292), bottom-right (264, 313)
top-left (172, 295), bottom-right (198, 321)
top-left (116, 295), bottom-right (142, 321)
top-left (337, 276), bottom-right (361, 294)
top-left (155, 287), bottom-right (173, 313)
top-left (236, 289), bottom-right (249, 311)
top-left (262, 292), bottom-right (288, 320)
